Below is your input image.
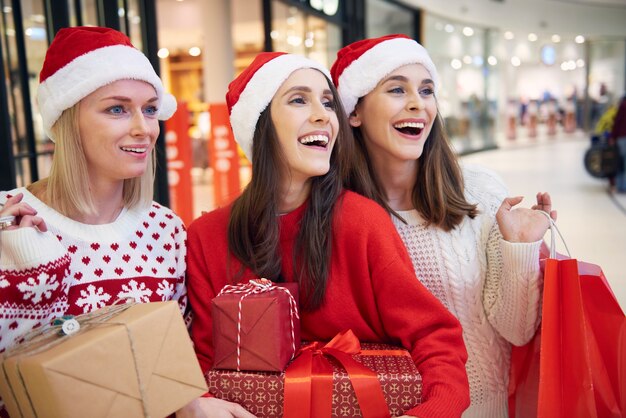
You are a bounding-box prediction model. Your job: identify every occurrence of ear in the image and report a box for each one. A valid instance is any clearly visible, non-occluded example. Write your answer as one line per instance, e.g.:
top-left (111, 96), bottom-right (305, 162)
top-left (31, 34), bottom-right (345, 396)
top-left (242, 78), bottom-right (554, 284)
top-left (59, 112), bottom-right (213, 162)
top-left (349, 111), bottom-right (362, 127)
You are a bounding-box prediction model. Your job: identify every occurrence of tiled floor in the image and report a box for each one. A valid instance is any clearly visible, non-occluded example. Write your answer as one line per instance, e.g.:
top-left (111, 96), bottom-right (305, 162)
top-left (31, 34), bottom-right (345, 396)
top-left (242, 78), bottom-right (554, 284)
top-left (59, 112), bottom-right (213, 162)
top-left (191, 129), bottom-right (626, 311)
top-left (463, 130), bottom-right (626, 310)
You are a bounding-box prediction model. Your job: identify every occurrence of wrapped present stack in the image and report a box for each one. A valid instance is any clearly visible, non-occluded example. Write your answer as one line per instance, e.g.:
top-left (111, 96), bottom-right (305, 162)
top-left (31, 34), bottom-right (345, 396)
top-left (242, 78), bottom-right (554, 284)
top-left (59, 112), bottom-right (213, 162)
top-left (0, 301), bottom-right (207, 418)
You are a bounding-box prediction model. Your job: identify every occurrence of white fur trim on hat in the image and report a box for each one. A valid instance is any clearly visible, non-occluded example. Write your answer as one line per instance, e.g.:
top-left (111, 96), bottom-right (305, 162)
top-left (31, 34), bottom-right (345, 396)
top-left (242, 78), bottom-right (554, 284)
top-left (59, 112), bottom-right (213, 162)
top-left (337, 38), bottom-right (439, 115)
top-left (229, 55), bottom-right (331, 161)
top-left (37, 44), bottom-right (176, 140)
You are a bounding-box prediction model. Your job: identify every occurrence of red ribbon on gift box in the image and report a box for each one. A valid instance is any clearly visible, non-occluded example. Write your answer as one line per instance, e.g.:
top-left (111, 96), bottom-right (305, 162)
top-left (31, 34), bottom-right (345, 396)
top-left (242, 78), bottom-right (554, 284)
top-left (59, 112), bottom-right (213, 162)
top-left (283, 329), bottom-right (392, 418)
top-left (216, 278), bottom-right (299, 371)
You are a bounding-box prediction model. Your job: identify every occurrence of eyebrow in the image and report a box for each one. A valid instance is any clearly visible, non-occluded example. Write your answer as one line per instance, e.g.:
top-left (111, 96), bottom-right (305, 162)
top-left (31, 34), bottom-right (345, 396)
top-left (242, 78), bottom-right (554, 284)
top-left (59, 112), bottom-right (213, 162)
top-left (101, 96), bottom-right (159, 102)
top-left (381, 75), bottom-right (434, 85)
top-left (281, 86), bottom-right (333, 97)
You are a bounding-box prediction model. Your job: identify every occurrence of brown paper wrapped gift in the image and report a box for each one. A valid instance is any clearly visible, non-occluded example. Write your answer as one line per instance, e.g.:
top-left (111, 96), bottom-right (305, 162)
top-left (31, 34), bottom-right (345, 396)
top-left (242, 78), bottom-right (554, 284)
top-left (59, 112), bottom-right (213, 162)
top-left (206, 341), bottom-right (422, 417)
top-left (212, 280), bottom-right (300, 372)
top-left (0, 301), bottom-right (207, 418)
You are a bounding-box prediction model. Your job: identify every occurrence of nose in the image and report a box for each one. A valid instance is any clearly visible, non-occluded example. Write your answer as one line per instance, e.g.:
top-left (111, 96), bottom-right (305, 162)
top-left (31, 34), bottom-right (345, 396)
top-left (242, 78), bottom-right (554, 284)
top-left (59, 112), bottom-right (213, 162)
top-left (310, 99), bottom-right (330, 124)
top-left (407, 91), bottom-right (426, 112)
top-left (130, 111), bottom-right (150, 138)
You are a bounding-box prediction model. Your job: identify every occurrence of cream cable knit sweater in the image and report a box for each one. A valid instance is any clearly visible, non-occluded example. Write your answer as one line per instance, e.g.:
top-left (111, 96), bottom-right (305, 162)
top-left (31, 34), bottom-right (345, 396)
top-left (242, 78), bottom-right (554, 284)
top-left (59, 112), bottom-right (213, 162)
top-left (391, 164), bottom-right (542, 418)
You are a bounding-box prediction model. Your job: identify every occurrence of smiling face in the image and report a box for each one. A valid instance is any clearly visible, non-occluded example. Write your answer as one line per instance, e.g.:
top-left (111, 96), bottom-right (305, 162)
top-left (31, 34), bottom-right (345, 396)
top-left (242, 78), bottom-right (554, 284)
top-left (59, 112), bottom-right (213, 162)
top-left (269, 68), bottom-right (339, 188)
top-left (350, 63), bottom-right (437, 166)
top-left (78, 79), bottom-right (160, 187)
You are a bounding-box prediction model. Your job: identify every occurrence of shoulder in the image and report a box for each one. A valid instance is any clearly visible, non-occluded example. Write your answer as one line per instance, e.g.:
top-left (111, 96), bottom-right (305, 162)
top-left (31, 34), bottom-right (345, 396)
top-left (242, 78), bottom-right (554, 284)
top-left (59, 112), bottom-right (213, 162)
top-left (144, 202), bottom-right (186, 229)
top-left (187, 204), bottom-right (232, 237)
top-left (336, 191), bottom-right (391, 224)
top-left (462, 163), bottom-right (508, 208)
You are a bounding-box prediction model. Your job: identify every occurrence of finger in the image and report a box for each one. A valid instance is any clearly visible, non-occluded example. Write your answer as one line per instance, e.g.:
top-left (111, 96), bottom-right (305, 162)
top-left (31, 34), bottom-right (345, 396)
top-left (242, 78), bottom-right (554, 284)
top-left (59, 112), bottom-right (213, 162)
top-left (500, 196), bottom-right (524, 211)
top-left (232, 405), bottom-right (257, 418)
top-left (541, 192), bottom-right (552, 212)
top-left (1, 202), bottom-right (37, 218)
top-left (550, 209), bottom-right (557, 221)
top-left (30, 216), bottom-right (48, 232)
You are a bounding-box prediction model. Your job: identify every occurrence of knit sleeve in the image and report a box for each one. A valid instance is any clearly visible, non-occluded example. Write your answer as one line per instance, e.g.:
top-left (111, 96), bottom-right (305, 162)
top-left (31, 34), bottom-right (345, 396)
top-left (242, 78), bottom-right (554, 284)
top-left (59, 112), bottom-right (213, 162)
top-left (186, 216), bottom-right (218, 373)
top-left (466, 165), bottom-right (543, 346)
top-left (0, 228), bottom-right (71, 352)
top-left (363, 208), bottom-right (470, 417)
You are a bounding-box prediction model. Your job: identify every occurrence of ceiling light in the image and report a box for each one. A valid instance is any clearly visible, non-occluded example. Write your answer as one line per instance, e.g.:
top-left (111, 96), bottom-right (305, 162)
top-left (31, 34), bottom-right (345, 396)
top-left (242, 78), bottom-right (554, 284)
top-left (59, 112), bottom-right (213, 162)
top-left (487, 56), bottom-right (498, 66)
top-left (504, 31), bottom-right (514, 40)
top-left (462, 27), bottom-right (474, 37)
top-left (511, 56), bottom-right (521, 67)
top-left (444, 24), bottom-right (454, 33)
top-left (551, 34), bottom-right (561, 43)
top-left (528, 33), bottom-right (538, 42)
top-left (575, 35), bottom-right (585, 44)
top-left (188, 47), bottom-right (201, 57)
top-left (451, 59), bottom-right (462, 70)
top-left (157, 48), bottom-right (169, 59)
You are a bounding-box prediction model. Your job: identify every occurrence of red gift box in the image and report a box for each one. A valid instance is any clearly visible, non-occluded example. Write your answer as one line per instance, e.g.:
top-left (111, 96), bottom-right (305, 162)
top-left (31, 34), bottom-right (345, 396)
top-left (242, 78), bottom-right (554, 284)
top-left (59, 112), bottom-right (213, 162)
top-left (212, 280), bottom-right (300, 372)
top-left (206, 331), bottom-right (422, 418)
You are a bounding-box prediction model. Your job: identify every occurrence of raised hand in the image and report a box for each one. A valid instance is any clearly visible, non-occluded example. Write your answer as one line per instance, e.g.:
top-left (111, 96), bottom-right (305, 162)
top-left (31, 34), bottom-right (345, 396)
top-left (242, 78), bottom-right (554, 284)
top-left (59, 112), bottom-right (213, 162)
top-left (496, 192), bottom-right (556, 243)
top-left (0, 192), bottom-right (48, 232)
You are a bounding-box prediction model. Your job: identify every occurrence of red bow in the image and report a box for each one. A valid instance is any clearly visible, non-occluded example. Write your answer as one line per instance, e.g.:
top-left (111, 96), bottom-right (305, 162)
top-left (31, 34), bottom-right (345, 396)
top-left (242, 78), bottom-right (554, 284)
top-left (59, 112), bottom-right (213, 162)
top-left (283, 330), bottom-right (390, 418)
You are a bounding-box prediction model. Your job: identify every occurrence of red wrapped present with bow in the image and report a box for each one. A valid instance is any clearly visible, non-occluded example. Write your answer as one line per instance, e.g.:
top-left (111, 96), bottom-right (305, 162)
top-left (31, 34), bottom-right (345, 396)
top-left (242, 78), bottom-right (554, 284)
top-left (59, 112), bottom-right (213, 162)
top-left (212, 279), bottom-right (300, 372)
top-left (206, 330), bottom-right (422, 418)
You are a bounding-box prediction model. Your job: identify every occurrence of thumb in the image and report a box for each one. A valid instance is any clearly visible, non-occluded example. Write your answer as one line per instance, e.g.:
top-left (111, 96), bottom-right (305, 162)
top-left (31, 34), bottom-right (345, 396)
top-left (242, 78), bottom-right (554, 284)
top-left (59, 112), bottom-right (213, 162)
top-left (500, 196), bottom-right (523, 211)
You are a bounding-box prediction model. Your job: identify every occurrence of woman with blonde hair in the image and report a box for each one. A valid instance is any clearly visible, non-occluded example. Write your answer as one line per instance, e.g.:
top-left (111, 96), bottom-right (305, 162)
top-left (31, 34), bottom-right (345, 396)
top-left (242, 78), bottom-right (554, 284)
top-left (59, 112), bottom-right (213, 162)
top-left (0, 26), bottom-right (187, 356)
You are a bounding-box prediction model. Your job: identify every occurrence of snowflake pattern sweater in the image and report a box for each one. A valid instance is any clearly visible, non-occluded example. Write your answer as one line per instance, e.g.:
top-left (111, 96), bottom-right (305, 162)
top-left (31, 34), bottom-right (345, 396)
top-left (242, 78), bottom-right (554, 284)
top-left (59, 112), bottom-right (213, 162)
top-left (187, 191), bottom-right (470, 418)
top-left (0, 188), bottom-right (187, 353)
top-left (391, 165), bottom-right (542, 418)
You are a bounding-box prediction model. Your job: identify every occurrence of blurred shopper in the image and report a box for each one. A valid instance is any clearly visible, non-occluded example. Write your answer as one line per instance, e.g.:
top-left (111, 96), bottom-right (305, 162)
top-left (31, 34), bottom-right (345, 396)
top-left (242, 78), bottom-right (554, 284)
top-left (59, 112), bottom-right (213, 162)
top-left (332, 34), bottom-right (556, 418)
top-left (610, 94), bottom-right (626, 193)
top-left (179, 52), bottom-right (470, 418)
top-left (0, 27), bottom-right (186, 356)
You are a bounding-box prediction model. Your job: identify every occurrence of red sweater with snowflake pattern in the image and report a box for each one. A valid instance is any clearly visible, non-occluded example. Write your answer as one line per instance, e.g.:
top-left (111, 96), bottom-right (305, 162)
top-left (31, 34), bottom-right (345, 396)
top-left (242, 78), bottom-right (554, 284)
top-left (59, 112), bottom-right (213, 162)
top-left (187, 191), bottom-right (470, 418)
top-left (0, 188), bottom-right (187, 353)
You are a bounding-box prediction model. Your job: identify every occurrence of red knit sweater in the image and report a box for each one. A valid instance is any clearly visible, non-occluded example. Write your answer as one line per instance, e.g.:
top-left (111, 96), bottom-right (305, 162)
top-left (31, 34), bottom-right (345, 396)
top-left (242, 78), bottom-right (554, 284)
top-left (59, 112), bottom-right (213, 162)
top-left (187, 191), bottom-right (470, 417)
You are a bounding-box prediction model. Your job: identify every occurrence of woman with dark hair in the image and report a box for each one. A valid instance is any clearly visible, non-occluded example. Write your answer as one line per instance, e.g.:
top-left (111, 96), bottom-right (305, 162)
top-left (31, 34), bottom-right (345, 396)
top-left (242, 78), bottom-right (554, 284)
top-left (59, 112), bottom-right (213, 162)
top-left (331, 34), bottom-right (556, 417)
top-left (180, 52), bottom-right (470, 418)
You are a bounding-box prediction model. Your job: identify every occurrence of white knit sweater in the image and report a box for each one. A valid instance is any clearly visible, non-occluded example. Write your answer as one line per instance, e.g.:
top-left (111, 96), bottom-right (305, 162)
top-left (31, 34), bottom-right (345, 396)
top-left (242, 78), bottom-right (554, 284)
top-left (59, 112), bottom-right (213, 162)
top-left (391, 164), bottom-right (542, 418)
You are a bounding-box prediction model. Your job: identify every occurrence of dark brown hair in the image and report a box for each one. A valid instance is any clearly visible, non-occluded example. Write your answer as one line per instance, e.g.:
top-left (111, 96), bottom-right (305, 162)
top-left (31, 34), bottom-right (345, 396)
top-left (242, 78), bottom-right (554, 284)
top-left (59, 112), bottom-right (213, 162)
top-left (347, 110), bottom-right (478, 231)
top-left (228, 74), bottom-right (353, 311)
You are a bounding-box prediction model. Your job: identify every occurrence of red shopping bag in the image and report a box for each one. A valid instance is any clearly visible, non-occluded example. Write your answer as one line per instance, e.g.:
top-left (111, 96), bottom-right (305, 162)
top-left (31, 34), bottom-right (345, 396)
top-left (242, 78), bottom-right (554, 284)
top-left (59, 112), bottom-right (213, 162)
top-left (508, 219), bottom-right (625, 418)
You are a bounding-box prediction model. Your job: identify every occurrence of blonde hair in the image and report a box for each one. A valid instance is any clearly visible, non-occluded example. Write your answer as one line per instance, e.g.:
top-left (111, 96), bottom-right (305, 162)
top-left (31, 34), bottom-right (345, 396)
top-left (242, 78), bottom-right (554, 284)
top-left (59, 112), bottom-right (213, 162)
top-left (42, 104), bottom-right (155, 218)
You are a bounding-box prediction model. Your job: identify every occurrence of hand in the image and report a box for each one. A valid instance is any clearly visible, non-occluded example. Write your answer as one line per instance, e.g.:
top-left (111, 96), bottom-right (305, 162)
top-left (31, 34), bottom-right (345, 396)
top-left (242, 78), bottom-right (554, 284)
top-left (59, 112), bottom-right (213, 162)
top-left (496, 192), bottom-right (556, 243)
top-left (0, 193), bottom-right (47, 232)
top-left (176, 397), bottom-right (258, 418)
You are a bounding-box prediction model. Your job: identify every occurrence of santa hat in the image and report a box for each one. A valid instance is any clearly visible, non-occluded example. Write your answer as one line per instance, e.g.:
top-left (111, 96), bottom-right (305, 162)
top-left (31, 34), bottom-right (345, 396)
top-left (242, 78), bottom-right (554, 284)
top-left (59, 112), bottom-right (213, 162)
top-left (37, 26), bottom-right (176, 141)
top-left (330, 34), bottom-right (439, 115)
top-left (226, 52), bottom-right (331, 161)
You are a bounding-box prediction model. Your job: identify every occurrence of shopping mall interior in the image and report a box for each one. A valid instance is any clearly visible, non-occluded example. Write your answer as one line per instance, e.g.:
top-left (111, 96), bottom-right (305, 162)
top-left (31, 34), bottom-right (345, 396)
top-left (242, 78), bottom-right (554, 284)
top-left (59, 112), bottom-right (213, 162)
top-left (1, 0), bottom-right (625, 307)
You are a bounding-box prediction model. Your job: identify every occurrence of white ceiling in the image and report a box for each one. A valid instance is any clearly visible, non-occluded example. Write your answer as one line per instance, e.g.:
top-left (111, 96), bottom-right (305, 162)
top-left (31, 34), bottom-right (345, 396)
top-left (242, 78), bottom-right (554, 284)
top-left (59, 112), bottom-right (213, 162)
top-left (401, 0), bottom-right (626, 38)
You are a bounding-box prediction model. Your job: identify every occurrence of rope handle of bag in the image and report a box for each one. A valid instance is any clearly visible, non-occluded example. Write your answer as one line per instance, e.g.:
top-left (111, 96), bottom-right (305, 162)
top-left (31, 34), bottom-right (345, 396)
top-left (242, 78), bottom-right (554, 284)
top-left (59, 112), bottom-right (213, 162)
top-left (538, 210), bottom-right (571, 259)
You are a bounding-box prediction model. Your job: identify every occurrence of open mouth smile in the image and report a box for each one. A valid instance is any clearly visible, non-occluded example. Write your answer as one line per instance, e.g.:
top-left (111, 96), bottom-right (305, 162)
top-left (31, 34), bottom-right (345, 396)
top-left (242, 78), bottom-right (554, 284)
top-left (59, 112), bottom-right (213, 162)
top-left (393, 121), bottom-right (425, 136)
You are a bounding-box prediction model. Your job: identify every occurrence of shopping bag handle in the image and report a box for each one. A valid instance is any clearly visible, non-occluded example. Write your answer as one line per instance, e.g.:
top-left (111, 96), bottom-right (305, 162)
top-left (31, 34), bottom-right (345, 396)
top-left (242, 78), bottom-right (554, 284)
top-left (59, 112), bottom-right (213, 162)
top-left (539, 210), bottom-right (571, 259)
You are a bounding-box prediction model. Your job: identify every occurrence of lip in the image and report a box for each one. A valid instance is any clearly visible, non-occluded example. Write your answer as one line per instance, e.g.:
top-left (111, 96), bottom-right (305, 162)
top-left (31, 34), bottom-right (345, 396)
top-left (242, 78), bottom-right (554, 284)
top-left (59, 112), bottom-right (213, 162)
top-left (392, 118), bottom-right (428, 140)
top-left (297, 130), bottom-right (332, 150)
top-left (119, 144), bottom-right (151, 158)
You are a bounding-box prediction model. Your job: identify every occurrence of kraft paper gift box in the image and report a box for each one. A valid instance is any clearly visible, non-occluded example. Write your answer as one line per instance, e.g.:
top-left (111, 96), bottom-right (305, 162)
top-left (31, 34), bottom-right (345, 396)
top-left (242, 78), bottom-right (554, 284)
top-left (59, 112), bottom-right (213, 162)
top-left (0, 301), bottom-right (207, 418)
top-left (206, 341), bottom-right (422, 418)
top-left (212, 281), bottom-right (300, 372)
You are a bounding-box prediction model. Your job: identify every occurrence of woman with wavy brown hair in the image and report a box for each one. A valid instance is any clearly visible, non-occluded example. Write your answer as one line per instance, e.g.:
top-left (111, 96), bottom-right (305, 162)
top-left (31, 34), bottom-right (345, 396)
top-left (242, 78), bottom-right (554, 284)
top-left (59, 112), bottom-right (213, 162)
top-left (180, 52), bottom-right (470, 418)
top-left (332, 34), bottom-right (556, 417)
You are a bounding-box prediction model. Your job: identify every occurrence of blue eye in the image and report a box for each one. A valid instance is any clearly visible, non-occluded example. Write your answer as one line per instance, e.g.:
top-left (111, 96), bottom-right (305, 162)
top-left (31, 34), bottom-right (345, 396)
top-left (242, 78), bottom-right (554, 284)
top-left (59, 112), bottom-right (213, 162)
top-left (420, 87), bottom-right (434, 97)
top-left (388, 87), bottom-right (405, 94)
top-left (144, 105), bottom-right (158, 116)
top-left (107, 105), bottom-right (125, 114)
top-left (289, 97), bottom-right (306, 105)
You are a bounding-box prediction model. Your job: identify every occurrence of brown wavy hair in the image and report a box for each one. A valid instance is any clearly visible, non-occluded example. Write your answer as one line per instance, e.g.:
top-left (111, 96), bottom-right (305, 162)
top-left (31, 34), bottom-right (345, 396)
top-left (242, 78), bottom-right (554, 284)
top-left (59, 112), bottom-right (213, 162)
top-left (228, 74), bottom-right (353, 311)
top-left (346, 110), bottom-right (478, 231)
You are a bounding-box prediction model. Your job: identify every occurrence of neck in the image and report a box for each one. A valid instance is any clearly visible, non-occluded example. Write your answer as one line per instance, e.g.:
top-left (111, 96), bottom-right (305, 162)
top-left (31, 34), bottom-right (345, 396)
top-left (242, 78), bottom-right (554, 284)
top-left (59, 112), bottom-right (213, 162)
top-left (76, 179), bottom-right (125, 225)
top-left (370, 154), bottom-right (418, 211)
top-left (279, 179), bottom-right (311, 214)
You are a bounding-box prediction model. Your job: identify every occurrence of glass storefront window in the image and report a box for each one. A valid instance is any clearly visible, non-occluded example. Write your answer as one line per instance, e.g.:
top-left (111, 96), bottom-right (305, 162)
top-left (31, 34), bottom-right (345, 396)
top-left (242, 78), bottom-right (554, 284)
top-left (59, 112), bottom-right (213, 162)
top-left (424, 14), bottom-right (495, 152)
top-left (271, 1), bottom-right (341, 68)
top-left (232, 0), bottom-right (264, 75)
top-left (365, 0), bottom-right (413, 38)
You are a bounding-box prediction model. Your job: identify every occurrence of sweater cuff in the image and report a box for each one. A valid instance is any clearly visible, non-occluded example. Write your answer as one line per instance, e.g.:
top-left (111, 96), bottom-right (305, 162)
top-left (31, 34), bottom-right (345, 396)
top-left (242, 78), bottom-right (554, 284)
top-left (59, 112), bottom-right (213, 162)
top-left (0, 228), bottom-right (66, 269)
top-left (499, 239), bottom-right (541, 275)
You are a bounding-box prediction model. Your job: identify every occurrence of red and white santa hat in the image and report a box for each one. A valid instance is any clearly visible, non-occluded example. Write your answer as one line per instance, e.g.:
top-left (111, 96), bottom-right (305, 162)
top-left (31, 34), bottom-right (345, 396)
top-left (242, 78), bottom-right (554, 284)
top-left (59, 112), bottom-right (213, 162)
top-left (330, 34), bottom-right (439, 115)
top-left (37, 26), bottom-right (176, 141)
top-left (226, 52), bottom-right (331, 161)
